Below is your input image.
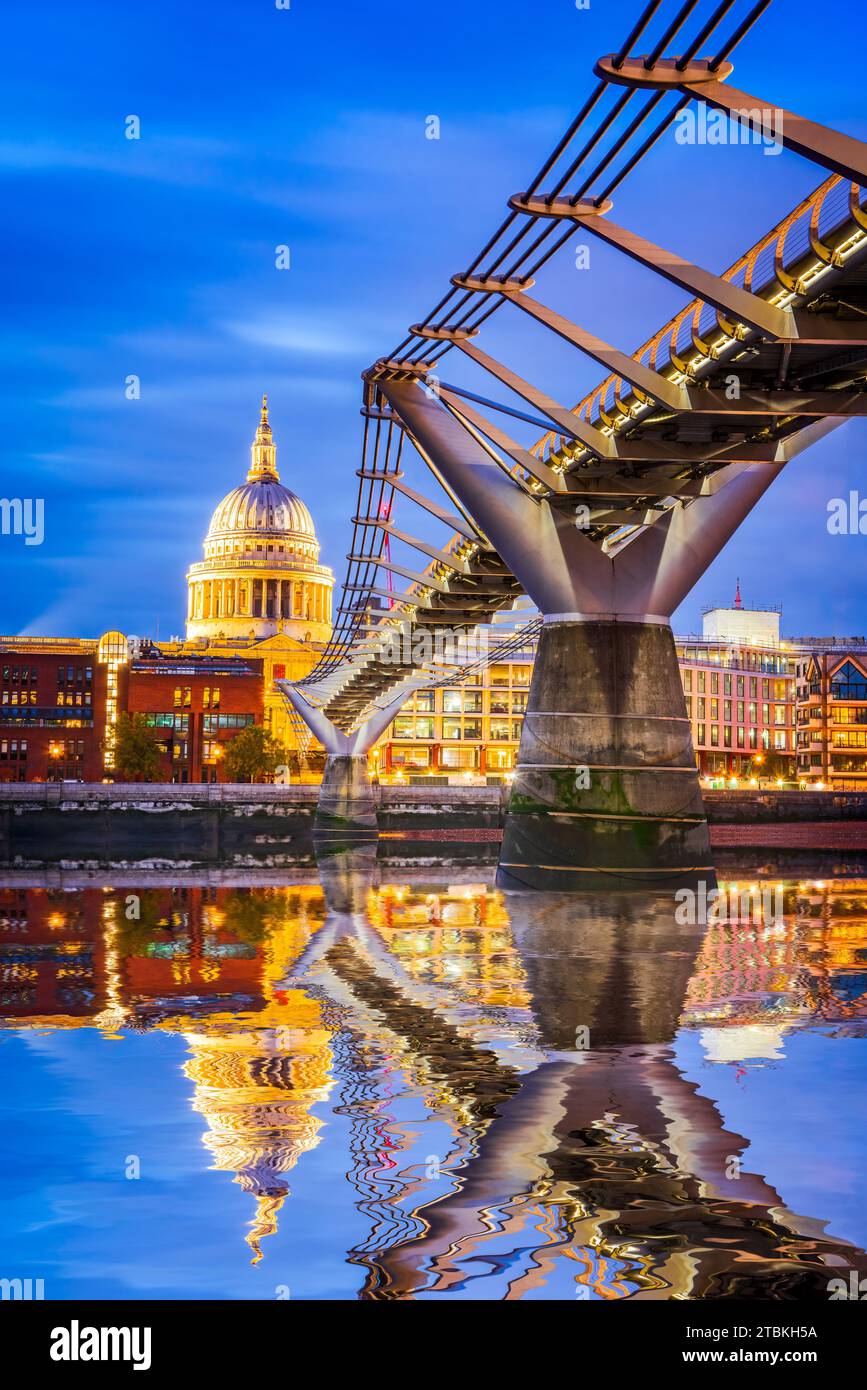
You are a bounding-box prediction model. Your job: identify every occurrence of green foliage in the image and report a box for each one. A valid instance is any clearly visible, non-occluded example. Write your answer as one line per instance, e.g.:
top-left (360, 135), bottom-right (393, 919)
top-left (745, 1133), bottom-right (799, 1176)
top-left (114, 713), bottom-right (164, 782)
top-left (221, 723), bottom-right (284, 783)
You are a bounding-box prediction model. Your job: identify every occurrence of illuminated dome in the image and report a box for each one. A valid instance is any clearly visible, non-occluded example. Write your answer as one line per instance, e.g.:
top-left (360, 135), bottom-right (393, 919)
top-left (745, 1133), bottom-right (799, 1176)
top-left (207, 481), bottom-right (316, 549)
top-left (185, 396), bottom-right (333, 642)
top-left (204, 396), bottom-right (320, 562)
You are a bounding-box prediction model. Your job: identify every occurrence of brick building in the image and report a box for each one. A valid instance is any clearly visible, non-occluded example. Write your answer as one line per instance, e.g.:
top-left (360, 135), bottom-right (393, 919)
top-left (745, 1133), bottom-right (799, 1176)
top-left (0, 634), bottom-right (263, 784)
top-left (127, 652), bottom-right (263, 783)
top-left (0, 637), bottom-right (108, 782)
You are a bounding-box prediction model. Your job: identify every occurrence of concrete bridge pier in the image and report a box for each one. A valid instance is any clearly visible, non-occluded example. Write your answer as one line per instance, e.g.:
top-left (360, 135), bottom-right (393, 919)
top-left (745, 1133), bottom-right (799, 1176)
top-left (379, 380), bottom-right (839, 890)
top-left (501, 616), bottom-right (709, 890)
top-left (317, 754), bottom-right (378, 838)
top-left (277, 683), bottom-right (409, 842)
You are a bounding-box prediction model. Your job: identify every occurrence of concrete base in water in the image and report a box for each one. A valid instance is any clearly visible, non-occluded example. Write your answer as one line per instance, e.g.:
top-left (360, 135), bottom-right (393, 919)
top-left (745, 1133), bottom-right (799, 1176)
top-left (496, 620), bottom-right (714, 892)
top-left (314, 754), bottom-right (379, 842)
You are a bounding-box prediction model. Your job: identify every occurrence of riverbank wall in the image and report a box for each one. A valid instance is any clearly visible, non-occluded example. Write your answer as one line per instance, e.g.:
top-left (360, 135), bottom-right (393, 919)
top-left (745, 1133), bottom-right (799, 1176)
top-left (0, 783), bottom-right (865, 867)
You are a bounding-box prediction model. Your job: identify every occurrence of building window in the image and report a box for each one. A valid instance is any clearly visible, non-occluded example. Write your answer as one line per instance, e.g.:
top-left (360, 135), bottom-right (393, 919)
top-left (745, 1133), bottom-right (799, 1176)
top-left (440, 746), bottom-right (479, 769)
top-left (390, 746), bottom-right (431, 769)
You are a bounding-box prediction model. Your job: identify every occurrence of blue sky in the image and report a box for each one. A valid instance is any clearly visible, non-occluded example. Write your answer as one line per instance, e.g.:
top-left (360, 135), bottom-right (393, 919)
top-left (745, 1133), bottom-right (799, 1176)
top-left (0, 0), bottom-right (865, 640)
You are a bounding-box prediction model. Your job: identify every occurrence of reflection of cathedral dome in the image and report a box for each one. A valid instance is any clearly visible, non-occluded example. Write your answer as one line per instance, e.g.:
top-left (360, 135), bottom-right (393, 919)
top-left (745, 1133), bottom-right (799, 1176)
top-left (185, 396), bottom-right (333, 641)
top-left (185, 1026), bottom-right (334, 1263)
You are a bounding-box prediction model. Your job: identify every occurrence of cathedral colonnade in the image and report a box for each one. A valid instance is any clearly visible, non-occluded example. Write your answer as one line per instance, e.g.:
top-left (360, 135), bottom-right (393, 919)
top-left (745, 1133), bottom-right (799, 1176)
top-left (187, 576), bottom-right (332, 627)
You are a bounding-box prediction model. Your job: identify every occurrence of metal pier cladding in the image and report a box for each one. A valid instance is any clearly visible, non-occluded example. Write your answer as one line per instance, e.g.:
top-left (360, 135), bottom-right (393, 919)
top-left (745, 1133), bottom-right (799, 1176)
top-left (277, 0), bottom-right (867, 890)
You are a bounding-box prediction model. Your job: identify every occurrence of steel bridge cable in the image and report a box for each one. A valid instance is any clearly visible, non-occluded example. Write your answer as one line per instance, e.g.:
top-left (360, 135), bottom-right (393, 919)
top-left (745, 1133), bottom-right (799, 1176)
top-left (594, 94), bottom-right (692, 205)
top-left (407, 0), bottom-right (764, 371)
top-left (612, 0), bottom-right (667, 68)
top-left (306, 0), bottom-right (778, 693)
top-left (644, 0), bottom-right (701, 67)
top-left (675, 0), bottom-right (737, 69)
top-left (402, 83), bottom-right (619, 360)
top-left (710, 0), bottom-right (773, 68)
top-left (397, 0), bottom-right (753, 368)
top-left (413, 84), bottom-right (613, 340)
top-left (386, 0), bottom-right (718, 368)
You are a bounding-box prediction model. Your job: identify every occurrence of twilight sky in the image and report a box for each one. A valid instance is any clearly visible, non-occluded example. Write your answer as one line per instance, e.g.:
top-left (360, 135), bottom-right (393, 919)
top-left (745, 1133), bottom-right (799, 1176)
top-left (0, 0), bottom-right (865, 641)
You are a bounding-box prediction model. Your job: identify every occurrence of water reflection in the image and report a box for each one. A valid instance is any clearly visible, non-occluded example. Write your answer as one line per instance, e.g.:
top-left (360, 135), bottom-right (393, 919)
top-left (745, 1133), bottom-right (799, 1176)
top-left (1, 867), bottom-right (866, 1299)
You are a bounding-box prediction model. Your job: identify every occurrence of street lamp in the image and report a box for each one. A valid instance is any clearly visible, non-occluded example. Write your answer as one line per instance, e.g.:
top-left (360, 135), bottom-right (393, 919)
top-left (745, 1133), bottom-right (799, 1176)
top-left (49, 742), bottom-right (63, 781)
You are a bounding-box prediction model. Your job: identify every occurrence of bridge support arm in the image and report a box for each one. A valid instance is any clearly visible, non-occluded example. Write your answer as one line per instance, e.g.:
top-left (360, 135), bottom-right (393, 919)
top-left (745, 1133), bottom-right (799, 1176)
top-left (276, 683), bottom-right (411, 839)
top-left (678, 78), bottom-right (867, 186)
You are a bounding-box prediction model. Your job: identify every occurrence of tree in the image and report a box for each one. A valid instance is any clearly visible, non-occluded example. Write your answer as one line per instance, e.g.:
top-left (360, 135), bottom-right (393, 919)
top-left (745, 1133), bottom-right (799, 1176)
top-left (222, 723), bottom-right (284, 783)
top-left (113, 713), bottom-right (164, 782)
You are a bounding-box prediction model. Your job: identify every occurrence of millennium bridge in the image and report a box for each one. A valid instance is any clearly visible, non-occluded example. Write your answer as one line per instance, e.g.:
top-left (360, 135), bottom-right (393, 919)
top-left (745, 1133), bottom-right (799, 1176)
top-left (279, 0), bottom-right (867, 890)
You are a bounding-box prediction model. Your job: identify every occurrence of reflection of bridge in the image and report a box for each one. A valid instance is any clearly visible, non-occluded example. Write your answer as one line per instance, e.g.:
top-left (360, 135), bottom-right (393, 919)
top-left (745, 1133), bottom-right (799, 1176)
top-left (280, 0), bottom-right (867, 888)
top-left (3, 872), bottom-right (867, 1295)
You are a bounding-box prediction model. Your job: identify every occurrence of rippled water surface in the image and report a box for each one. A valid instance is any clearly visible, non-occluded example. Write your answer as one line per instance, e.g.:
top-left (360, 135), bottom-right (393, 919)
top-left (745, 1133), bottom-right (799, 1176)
top-left (1, 860), bottom-right (866, 1300)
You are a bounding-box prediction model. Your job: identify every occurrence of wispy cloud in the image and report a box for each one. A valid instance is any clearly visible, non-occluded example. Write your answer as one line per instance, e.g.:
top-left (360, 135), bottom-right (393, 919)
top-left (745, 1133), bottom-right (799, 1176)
top-left (222, 313), bottom-right (375, 358)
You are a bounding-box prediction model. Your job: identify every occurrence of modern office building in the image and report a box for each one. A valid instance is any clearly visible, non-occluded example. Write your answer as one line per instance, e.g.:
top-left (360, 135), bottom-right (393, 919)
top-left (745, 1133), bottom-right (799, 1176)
top-left (371, 649), bottom-right (534, 781)
top-left (370, 596), bottom-right (867, 789)
top-left (674, 600), bottom-right (798, 781)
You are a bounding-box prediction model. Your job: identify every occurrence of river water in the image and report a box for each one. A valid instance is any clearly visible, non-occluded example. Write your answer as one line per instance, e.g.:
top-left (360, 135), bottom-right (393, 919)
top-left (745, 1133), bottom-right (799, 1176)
top-left (1, 859), bottom-right (865, 1300)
